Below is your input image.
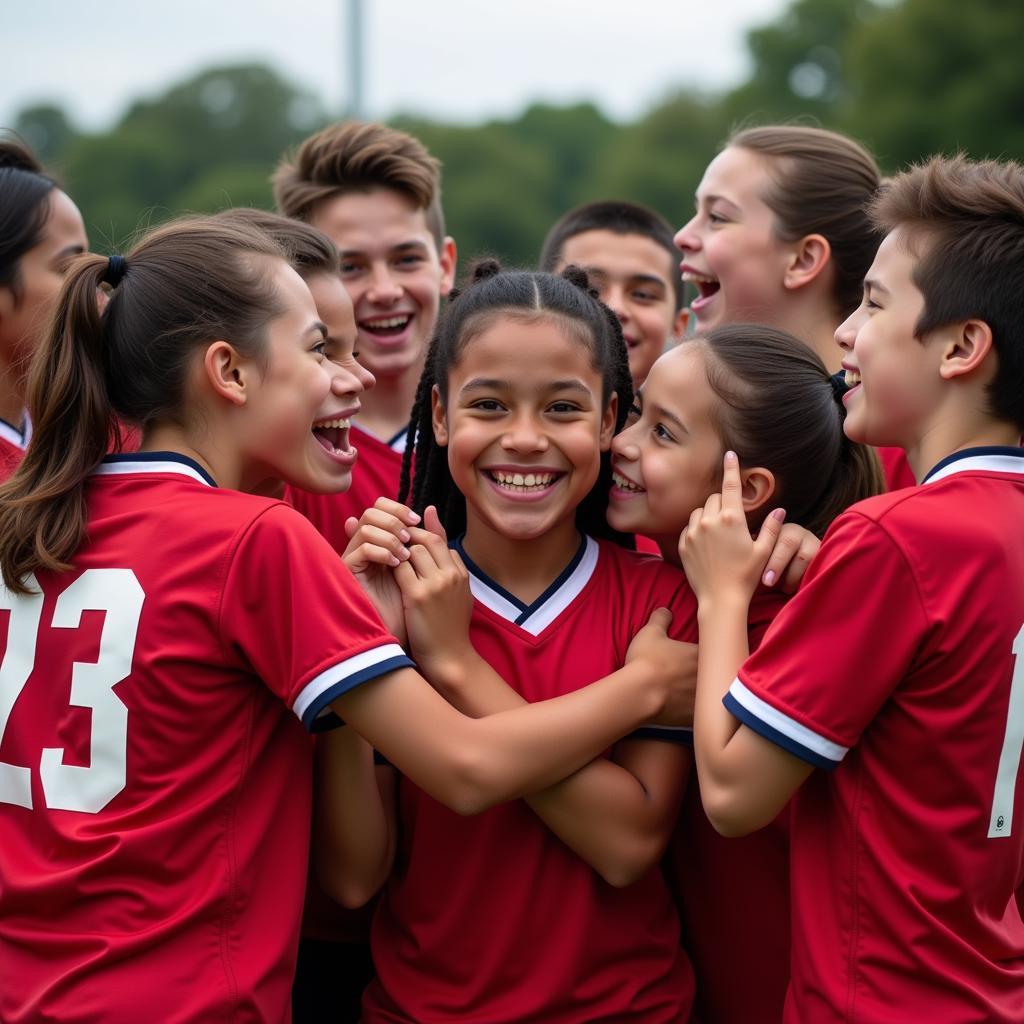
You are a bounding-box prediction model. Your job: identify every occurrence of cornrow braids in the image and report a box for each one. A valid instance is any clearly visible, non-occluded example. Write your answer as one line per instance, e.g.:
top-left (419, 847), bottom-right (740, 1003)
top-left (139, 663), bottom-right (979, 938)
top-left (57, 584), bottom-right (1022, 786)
top-left (399, 260), bottom-right (635, 547)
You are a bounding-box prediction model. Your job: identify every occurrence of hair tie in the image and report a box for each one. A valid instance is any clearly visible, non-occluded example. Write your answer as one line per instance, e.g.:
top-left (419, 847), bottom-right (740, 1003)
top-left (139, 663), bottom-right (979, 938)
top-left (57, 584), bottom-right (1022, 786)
top-left (104, 254), bottom-right (127, 288)
top-left (829, 371), bottom-right (848, 405)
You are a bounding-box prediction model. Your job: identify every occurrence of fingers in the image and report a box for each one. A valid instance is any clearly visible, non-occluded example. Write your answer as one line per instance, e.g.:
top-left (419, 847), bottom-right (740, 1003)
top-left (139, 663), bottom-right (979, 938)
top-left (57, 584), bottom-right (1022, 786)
top-left (371, 497), bottom-right (421, 526)
top-left (780, 529), bottom-right (821, 594)
top-left (752, 508), bottom-right (787, 584)
top-left (344, 515), bottom-right (359, 541)
top-left (423, 505), bottom-right (448, 543)
top-left (347, 524), bottom-right (411, 564)
top-left (720, 450), bottom-right (744, 510)
top-left (644, 606), bottom-right (673, 634)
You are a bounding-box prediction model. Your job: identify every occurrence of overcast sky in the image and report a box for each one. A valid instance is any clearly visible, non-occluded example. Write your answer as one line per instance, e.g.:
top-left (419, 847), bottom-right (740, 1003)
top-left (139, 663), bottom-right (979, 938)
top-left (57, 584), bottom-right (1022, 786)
top-left (3, 0), bottom-right (791, 131)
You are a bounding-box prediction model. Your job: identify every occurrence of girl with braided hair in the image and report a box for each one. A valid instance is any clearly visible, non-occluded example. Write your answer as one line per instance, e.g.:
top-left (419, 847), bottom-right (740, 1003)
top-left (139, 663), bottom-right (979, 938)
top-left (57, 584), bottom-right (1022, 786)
top-left (329, 260), bottom-right (699, 1022)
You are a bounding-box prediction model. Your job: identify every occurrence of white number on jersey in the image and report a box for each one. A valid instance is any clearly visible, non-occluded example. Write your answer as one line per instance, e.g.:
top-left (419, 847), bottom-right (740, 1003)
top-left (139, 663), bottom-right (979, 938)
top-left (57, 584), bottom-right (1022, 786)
top-left (0, 569), bottom-right (145, 813)
top-left (989, 623), bottom-right (1024, 838)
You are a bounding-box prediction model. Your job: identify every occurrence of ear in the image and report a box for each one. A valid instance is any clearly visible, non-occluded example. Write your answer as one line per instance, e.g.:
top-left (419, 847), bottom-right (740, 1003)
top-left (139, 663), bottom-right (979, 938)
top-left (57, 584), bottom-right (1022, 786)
top-left (599, 393), bottom-right (618, 451)
top-left (670, 307), bottom-right (689, 341)
top-left (430, 384), bottom-right (449, 445)
top-left (783, 234), bottom-right (832, 293)
top-left (202, 340), bottom-right (251, 407)
top-left (438, 236), bottom-right (457, 297)
top-left (739, 464), bottom-right (776, 515)
top-left (938, 319), bottom-right (994, 381)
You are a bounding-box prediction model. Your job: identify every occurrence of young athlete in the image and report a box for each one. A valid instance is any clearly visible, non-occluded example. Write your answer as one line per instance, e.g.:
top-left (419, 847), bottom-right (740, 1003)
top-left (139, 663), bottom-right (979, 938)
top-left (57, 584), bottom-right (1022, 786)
top-left (0, 136), bottom-right (88, 478)
top-left (607, 324), bottom-right (881, 1021)
top-left (213, 206), bottom-right (379, 1021)
top-left (675, 124), bottom-right (915, 491)
top-left (680, 156), bottom-right (1024, 1021)
top-left (328, 263), bottom-right (698, 1022)
top-left (540, 199), bottom-right (689, 388)
top-left (274, 120), bottom-right (457, 552)
top-left (0, 220), bottom-right (691, 1023)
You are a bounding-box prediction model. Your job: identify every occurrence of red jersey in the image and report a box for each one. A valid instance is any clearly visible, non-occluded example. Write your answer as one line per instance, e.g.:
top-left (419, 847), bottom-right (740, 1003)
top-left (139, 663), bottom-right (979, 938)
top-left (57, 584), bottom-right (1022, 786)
top-left (729, 446), bottom-right (1024, 1022)
top-left (0, 415), bottom-right (29, 481)
top-left (876, 445), bottom-right (915, 491)
top-left (0, 453), bottom-right (411, 1024)
top-left (287, 423), bottom-right (406, 553)
top-left (669, 585), bottom-right (792, 1024)
top-left (364, 537), bottom-right (695, 1023)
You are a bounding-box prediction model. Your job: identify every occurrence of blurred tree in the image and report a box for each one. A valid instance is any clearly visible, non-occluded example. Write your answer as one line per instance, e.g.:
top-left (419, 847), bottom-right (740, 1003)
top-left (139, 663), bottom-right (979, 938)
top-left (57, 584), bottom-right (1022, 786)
top-left (844, 0), bottom-right (1024, 167)
top-left (14, 104), bottom-right (79, 166)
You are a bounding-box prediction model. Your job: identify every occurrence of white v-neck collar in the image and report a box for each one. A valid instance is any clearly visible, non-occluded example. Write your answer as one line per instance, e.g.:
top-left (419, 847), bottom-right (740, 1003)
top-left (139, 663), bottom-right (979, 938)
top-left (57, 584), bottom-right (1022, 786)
top-left (93, 452), bottom-right (217, 487)
top-left (454, 535), bottom-right (599, 637)
top-left (923, 445), bottom-right (1024, 484)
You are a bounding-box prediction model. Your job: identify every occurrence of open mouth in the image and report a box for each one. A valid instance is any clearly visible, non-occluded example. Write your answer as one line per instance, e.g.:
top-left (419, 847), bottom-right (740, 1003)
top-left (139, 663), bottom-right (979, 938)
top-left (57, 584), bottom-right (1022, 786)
top-left (611, 470), bottom-right (645, 494)
top-left (485, 469), bottom-right (562, 493)
top-left (360, 314), bottom-right (412, 339)
top-left (312, 417), bottom-right (351, 456)
top-left (682, 271), bottom-right (721, 307)
top-left (844, 368), bottom-right (862, 388)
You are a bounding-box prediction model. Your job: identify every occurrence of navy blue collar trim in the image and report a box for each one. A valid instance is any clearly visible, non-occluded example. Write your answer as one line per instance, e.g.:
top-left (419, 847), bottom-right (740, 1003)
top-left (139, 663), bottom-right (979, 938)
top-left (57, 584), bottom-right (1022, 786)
top-left (102, 451), bottom-right (219, 487)
top-left (386, 425), bottom-right (409, 448)
top-left (0, 415), bottom-right (26, 440)
top-left (453, 534), bottom-right (589, 625)
top-left (923, 445), bottom-right (1024, 484)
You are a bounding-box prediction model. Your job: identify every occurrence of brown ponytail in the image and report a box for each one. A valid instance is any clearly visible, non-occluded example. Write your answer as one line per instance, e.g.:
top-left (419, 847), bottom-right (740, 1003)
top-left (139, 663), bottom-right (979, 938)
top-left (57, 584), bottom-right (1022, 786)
top-left (698, 324), bottom-right (884, 538)
top-left (0, 216), bottom-right (286, 592)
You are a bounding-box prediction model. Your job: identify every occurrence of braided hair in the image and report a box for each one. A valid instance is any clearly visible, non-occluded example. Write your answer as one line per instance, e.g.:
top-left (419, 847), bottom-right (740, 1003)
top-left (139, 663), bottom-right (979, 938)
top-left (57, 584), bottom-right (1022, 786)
top-left (398, 259), bottom-right (635, 545)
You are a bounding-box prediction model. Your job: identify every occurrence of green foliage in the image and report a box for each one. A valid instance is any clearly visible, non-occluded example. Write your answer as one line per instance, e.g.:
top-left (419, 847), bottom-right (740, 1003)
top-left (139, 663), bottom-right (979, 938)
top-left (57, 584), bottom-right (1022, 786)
top-left (12, 0), bottom-right (1024, 260)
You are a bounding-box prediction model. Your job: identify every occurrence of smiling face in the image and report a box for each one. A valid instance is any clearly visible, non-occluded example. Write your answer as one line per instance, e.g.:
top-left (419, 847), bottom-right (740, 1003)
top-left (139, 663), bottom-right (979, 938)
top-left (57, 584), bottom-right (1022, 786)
top-left (607, 342), bottom-right (724, 545)
top-left (310, 186), bottom-right (455, 385)
top-left (239, 261), bottom-right (368, 494)
top-left (835, 228), bottom-right (939, 450)
top-left (674, 146), bottom-right (794, 330)
top-left (431, 315), bottom-right (616, 551)
top-left (555, 229), bottom-right (686, 388)
top-left (0, 189), bottom-right (88, 365)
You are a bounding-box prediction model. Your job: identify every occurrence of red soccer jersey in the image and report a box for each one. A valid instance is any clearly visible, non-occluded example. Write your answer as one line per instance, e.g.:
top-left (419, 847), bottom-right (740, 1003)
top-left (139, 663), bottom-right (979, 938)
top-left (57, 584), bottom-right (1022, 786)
top-left (0, 453), bottom-right (411, 1024)
top-left (0, 415), bottom-right (30, 481)
top-left (876, 444), bottom-right (916, 491)
top-left (669, 585), bottom-right (792, 1024)
top-left (728, 446), bottom-right (1024, 1022)
top-left (364, 537), bottom-right (696, 1023)
top-left (287, 422), bottom-right (406, 553)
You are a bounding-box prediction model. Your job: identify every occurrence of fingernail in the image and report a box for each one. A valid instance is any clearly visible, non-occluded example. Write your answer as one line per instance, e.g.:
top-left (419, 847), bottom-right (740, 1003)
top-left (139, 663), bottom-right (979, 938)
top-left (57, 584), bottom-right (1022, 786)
top-left (399, 547), bottom-right (410, 559)
top-left (763, 569), bottom-right (777, 586)
top-left (772, 508), bottom-right (787, 522)
top-left (407, 512), bottom-right (421, 524)
top-left (399, 530), bottom-right (411, 542)
top-left (389, 556), bottom-right (400, 567)
top-left (725, 451), bottom-right (737, 462)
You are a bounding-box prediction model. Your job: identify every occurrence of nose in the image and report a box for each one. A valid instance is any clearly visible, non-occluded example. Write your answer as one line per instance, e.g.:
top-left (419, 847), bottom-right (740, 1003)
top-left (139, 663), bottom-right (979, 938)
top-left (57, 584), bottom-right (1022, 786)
top-left (611, 420), bottom-right (641, 460)
top-left (603, 283), bottom-right (629, 323)
top-left (329, 359), bottom-right (373, 399)
top-left (835, 305), bottom-right (864, 352)
top-left (366, 263), bottom-right (402, 305)
top-left (674, 215), bottom-right (700, 254)
top-left (500, 411), bottom-right (548, 454)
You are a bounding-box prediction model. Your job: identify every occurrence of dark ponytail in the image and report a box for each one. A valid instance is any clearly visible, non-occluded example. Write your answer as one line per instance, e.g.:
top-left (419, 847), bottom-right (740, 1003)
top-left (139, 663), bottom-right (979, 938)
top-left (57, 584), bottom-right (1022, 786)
top-left (0, 217), bottom-right (287, 592)
top-left (699, 324), bottom-right (884, 538)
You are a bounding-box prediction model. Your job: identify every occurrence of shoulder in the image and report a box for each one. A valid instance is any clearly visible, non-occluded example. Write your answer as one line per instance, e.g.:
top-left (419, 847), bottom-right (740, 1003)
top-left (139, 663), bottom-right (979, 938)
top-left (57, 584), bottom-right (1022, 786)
top-left (595, 538), bottom-right (687, 589)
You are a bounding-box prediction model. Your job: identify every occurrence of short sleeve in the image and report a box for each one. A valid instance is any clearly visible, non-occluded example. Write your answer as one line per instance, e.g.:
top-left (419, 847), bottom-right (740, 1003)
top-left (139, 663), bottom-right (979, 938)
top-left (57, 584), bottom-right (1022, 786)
top-left (219, 504), bottom-right (413, 730)
top-left (728, 511), bottom-right (929, 770)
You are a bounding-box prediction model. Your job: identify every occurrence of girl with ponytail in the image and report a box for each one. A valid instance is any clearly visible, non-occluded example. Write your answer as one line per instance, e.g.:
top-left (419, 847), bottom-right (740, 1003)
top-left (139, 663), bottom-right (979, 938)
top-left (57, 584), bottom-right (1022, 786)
top-left (0, 222), bottom-right (690, 1023)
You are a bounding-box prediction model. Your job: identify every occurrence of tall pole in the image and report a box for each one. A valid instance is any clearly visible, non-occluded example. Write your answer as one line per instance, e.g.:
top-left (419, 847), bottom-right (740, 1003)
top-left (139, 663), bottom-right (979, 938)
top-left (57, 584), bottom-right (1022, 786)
top-left (347, 0), bottom-right (365, 119)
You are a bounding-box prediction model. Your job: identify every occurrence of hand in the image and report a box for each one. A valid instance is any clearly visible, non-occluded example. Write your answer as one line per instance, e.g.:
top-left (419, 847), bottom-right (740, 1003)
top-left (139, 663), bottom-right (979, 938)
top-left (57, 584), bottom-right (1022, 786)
top-left (679, 451), bottom-right (786, 605)
top-left (760, 523), bottom-right (821, 593)
top-left (625, 608), bottom-right (698, 727)
top-left (342, 498), bottom-right (422, 645)
top-left (393, 506), bottom-right (476, 676)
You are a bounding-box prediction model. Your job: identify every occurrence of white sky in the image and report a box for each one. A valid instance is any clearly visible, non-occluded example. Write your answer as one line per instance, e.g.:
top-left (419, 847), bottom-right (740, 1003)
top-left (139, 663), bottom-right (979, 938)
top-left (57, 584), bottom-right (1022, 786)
top-left (2, 0), bottom-right (791, 130)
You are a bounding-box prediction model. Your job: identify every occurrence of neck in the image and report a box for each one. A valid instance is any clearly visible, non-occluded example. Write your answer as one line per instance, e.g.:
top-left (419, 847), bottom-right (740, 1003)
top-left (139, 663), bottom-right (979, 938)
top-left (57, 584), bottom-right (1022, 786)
top-left (462, 516), bottom-right (583, 606)
top-left (781, 303), bottom-right (844, 374)
top-left (139, 422), bottom-right (246, 491)
top-left (356, 366), bottom-right (422, 440)
top-left (904, 411), bottom-right (1021, 483)
top-left (654, 534), bottom-right (683, 569)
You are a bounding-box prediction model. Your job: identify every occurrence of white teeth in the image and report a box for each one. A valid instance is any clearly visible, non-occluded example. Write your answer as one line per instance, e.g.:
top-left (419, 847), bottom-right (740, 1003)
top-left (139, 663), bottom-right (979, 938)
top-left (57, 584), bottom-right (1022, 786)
top-left (491, 470), bottom-right (556, 490)
top-left (364, 316), bottom-right (411, 329)
top-left (681, 271), bottom-right (717, 285)
top-left (612, 471), bottom-right (644, 492)
top-left (315, 418), bottom-right (350, 430)
top-left (844, 370), bottom-right (862, 388)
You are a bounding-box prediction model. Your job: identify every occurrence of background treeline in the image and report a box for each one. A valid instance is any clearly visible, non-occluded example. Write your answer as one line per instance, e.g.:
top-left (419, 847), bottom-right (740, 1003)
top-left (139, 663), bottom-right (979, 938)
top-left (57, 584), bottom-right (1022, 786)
top-left (10, 0), bottom-right (1022, 263)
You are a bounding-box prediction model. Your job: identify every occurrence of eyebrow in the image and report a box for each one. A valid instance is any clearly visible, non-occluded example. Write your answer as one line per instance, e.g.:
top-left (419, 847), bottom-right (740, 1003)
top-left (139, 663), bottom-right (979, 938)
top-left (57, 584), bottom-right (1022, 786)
top-left (305, 321), bottom-right (328, 340)
top-left (583, 267), bottom-right (667, 290)
top-left (864, 277), bottom-right (890, 295)
top-left (459, 378), bottom-right (593, 397)
top-left (651, 402), bottom-right (688, 434)
top-left (54, 243), bottom-right (85, 261)
top-left (696, 192), bottom-right (740, 213)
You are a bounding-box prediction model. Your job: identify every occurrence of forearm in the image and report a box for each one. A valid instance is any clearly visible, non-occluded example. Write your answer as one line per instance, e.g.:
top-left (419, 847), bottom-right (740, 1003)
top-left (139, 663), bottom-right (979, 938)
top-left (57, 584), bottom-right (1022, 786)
top-left (313, 728), bottom-right (396, 907)
top-left (335, 663), bottom-right (665, 816)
